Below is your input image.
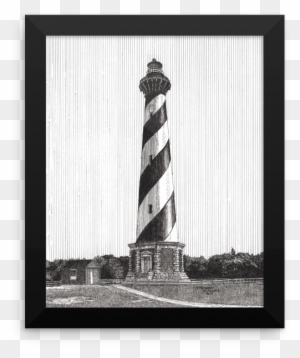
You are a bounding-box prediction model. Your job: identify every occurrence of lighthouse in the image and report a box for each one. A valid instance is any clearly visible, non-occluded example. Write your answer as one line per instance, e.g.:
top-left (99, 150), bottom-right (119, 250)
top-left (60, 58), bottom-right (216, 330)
top-left (126, 59), bottom-right (190, 282)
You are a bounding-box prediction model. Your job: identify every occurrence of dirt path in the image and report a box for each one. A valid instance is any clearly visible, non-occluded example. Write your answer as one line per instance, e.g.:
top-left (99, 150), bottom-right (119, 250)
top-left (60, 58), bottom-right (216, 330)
top-left (113, 285), bottom-right (260, 308)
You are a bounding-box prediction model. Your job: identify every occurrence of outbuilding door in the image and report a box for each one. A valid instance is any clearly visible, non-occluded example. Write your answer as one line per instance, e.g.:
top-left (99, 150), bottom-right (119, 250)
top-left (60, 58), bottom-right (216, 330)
top-left (86, 268), bottom-right (99, 285)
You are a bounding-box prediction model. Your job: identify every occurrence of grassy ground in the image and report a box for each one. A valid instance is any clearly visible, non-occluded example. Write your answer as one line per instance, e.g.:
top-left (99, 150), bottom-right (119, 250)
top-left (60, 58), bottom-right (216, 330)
top-left (46, 282), bottom-right (263, 307)
top-left (46, 285), bottom-right (184, 308)
top-left (133, 282), bottom-right (263, 306)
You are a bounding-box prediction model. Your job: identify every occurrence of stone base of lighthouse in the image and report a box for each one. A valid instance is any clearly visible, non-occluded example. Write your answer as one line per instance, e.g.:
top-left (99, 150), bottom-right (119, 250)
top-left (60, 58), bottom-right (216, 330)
top-left (125, 242), bottom-right (190, 282)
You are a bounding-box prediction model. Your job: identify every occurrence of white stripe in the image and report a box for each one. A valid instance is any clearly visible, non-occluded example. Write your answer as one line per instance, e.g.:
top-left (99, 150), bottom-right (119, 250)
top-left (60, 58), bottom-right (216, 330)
top-left (164, 222), bottom-right (178, 242)
top-left (140, 121), bottom-right (169, 174)
top-left (137, 163), bottom-right (174, 237)
top-left (144, 94), bottom-right (166, 125)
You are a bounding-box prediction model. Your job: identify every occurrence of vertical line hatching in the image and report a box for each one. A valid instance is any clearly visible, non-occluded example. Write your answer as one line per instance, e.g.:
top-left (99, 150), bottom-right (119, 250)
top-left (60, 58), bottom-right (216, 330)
top-left (46, 36), bottom-right (263, 260)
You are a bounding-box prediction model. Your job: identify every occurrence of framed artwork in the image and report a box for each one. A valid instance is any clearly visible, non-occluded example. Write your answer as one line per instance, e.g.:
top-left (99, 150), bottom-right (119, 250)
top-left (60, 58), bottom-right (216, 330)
top-left (25, 15), bottom-right (284, 328)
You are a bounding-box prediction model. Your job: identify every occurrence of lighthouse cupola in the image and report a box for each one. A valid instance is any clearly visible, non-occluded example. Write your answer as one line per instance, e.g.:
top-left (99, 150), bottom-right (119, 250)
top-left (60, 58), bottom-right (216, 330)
top-left (139, 58), bottom-right (171, 98)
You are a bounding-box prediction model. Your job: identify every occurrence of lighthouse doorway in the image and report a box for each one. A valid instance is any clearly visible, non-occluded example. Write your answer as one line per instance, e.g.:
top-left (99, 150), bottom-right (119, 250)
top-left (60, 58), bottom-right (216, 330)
top-left (141, 251), bottom-right (153, 273)
top-left (144, 257), bottom-right (150, 272)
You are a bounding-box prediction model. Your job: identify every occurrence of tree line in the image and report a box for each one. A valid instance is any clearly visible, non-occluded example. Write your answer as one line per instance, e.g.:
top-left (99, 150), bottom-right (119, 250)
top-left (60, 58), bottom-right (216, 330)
top-left (184, 249), bottom-right (263, 279)
top-left (46, 249), bottom-right (263, 281)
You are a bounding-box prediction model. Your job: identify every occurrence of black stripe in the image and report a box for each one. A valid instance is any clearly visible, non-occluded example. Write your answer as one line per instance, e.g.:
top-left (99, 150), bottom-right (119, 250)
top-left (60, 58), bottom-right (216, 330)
top-left (138, 141), bottom-right (171, 206)
top-left (145, 94), bottom-right (157, 107)
top-left (136, 192), bottom-right (176, 244)
top-left (142, 102), bottom-right (167, 148)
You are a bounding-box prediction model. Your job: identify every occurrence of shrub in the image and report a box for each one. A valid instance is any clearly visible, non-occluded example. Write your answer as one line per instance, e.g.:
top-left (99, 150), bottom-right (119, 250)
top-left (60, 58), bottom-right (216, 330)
top-left (94, 255), bottom-right (129, 279)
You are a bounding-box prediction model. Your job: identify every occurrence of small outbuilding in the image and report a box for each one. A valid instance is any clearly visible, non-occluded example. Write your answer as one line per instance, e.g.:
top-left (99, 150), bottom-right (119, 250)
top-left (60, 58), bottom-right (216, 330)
top-left (61, 260), bottom-right (101, 285)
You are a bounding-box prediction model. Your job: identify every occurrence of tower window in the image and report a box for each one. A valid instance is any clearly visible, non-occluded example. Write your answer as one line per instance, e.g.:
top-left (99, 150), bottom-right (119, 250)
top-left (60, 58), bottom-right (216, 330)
top-left (148, 205), bottom-right (152, 214)
top-left (149, 108), bottom-right (153, 118)
top-left (149, 155), bottom-right (153, 165)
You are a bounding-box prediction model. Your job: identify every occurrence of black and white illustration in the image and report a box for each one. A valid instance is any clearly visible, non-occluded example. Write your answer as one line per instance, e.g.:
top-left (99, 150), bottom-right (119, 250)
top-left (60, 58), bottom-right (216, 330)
top-left (46, 36), bottom-right (263, 308)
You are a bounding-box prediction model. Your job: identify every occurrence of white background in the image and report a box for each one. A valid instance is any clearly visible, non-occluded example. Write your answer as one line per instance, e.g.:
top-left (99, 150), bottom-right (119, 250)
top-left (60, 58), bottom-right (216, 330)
top-left (0, 1), bottom-right (300, 358)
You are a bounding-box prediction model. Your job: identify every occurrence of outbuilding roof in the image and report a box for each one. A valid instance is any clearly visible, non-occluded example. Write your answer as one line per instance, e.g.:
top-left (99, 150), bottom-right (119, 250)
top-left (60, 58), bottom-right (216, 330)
top-left (64, 260), bottom-right (99, 269)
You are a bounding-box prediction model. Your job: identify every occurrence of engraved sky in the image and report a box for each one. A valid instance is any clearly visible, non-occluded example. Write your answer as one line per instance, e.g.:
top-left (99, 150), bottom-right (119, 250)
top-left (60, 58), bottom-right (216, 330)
top-left (46, 36), bottom-right (263, 260)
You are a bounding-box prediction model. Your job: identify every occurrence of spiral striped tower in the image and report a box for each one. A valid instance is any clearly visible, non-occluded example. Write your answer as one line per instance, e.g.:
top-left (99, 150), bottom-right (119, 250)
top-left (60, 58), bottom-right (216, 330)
top-left (126, 59), bottom-right (190, 282)
top-left (137, 59), bottom-right (176, 244)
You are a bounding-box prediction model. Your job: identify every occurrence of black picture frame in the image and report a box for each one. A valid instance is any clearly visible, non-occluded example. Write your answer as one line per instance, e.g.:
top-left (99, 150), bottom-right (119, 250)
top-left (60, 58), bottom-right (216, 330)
top-left (25, 15), bottom-right (284, 328)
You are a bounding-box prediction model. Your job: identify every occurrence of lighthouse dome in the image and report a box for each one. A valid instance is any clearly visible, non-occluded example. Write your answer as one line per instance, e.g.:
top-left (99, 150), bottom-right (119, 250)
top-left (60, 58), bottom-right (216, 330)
top-left (147, 58), bottom-right (164, 74)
